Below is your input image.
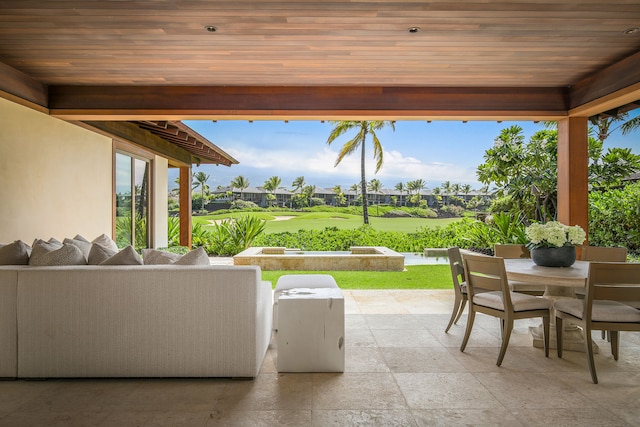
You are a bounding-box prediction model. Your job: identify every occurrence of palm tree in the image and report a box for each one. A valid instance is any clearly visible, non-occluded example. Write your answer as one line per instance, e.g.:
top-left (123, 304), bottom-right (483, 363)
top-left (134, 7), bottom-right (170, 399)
top-left (292, 176), bottom-right (305, 192)
top-left (301, 185), bottom-right (316, 208)
top-left (192, 171), bottom-right (210, 213)
top-left (451, 183), bottom-right (461, 203)
top-left (461, 184), bottom-right (472, 204)
top-left (263, 175), bottom-right (281, 207)
top-left (441, 180), bottom-right (451, 206)
top-left (394, 182), bottom-right (406, 207)
top-left (348, 183), bottom-right (359, 206)
top-left (407, 179), bottom-right (426, 206)
top-left (326, 120), bottom-right (395, 225)
top-left (332, 185), bottom-right (346, 206)
top-left (432, 186), bottom-right (442, 208)
top-left (230, 175), bottom-right (250, 201)
top-left (368, 178), bottom-right (382, 215)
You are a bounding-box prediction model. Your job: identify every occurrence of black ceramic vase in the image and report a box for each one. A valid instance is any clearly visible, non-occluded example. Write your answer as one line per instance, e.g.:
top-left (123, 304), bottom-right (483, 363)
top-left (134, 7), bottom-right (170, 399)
top-left (531, 246), bottom-right (576, 267)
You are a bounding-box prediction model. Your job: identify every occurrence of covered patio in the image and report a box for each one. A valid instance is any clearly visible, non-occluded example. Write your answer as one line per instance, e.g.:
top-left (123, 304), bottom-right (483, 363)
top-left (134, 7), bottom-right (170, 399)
top-left (1, 2), bottom-right (640, 425)
top-left (1, 290), bottom-right (638, 425)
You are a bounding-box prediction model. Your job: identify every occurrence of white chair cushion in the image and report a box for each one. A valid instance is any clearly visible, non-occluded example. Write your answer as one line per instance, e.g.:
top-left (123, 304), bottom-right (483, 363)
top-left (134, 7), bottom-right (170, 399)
top-left (554, 299), bottom-right (640, 322)
top-left (473, 291), bottom-right (551, 312)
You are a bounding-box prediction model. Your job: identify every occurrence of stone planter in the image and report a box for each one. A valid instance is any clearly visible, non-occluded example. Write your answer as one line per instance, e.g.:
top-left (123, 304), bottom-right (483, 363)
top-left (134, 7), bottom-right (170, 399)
top-left (530, 246), bottom-right (576, 267)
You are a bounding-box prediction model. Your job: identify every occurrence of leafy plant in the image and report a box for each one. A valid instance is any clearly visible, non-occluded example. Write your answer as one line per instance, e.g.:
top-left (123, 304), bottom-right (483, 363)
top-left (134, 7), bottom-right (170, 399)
top-left (589, 182), bottom-right (640, 254)
top-left (167, 216), bottom-right (181, 247)
top-left (487, 212), bottom-right (528, 244)
top-left (115, 215), bottom-right (147, 249)
top-left (201, 215), bottom-right (266, 256)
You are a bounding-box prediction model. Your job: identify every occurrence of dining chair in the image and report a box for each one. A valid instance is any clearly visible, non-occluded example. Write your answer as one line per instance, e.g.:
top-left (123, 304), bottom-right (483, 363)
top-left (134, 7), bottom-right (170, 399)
top-left (445, 247), bottom-right (468, 333)
top-left (579, 245), bottom-right (628, 297)
top-left (494, 244), bottom-right (545, 296)
top-left (555, 262), bottom-right (640, 384)
top-left (460, 253), bottom-right (551, 366)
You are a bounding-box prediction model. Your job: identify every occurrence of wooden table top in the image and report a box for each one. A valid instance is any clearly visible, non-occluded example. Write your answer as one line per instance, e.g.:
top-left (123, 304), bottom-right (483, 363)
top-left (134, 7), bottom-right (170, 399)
top-left (503, 259), bottom-right (589, 288)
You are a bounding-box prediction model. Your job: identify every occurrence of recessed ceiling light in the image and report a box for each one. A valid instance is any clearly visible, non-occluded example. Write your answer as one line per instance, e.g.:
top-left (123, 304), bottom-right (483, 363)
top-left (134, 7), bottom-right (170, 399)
top-left (408, 27), bottom-right (421, 33)
top-left (204, 25), bottom-right (218, 33)
top-left (623, 27), bottom-right (639, 35)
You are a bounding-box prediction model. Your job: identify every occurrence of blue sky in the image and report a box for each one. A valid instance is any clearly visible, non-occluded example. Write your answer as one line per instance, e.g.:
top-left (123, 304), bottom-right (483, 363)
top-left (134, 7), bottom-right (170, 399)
top-left (183, 113), bottom-right (640, 191)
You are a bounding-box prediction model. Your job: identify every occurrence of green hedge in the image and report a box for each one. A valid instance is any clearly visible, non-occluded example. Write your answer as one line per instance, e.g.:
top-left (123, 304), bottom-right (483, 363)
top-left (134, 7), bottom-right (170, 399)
top-left (253, 220), bottom-right (481, 252)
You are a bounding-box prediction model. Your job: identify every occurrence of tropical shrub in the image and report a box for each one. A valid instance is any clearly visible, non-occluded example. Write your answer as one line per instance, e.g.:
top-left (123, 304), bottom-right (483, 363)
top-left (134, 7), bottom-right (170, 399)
top-left (413, 207), bottom-right (438, 218)
top-left (489, 195), bottom-right (516, 213)
top-left (487, 212), bottom-right (528, 244)
top-left (309, 197), bottom-right (325, 207)
top-left (167, 216), bottom-right (181, 247)
top-left (230, 200), bottom-right (260, 210)
top-left (199, 215), bottom-right (267, 256)
top-left (589, 182), bottom-right (640, 254)
top-left (448, 195), bottom-right (466, 207)
top-left (115, 215), bottom-right (147, 250)
top-left (382, 210), bottom-right (412, 218)
top-left (439, 205), bottom-right (466, 217)
top-left (191, 223), bottom-right (212, 249)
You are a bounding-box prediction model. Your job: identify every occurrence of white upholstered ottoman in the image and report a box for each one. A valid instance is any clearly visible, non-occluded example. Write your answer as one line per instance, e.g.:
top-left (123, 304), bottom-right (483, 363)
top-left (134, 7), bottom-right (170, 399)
top-left (276, 287), bottom-right (345, 373)
top-left (272, 274), bottom-right (339, 330)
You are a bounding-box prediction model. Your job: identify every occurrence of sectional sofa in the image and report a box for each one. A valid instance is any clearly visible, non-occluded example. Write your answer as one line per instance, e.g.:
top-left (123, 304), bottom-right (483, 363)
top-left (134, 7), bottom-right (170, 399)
top-left (0, 264), bottom-right (272, 379)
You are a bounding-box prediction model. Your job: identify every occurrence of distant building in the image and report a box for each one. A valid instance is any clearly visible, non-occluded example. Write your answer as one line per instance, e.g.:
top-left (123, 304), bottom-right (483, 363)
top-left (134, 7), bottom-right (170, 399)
top-left (207, 184), bottom-right (490, 210)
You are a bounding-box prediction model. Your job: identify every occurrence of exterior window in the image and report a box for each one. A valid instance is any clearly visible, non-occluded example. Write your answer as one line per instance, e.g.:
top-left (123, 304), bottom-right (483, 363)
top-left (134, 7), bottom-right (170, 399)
top-left (115, 152), bottom-right (151, 249)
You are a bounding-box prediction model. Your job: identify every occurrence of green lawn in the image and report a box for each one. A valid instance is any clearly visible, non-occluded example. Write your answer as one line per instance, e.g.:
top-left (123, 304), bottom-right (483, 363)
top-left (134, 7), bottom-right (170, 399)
top-left (261, 265), bottom-right (453, 290)
top-left (194, 210), bottom-right (459, 233)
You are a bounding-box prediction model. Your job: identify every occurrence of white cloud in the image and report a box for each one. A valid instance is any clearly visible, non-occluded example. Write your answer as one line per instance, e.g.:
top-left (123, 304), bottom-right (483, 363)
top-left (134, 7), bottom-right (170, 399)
top-left (222, 144), bottom-right (480, 188)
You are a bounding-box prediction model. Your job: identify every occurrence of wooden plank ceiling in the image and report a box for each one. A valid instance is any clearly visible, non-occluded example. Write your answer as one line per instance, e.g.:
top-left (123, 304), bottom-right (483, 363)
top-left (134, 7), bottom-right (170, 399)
top-left (0, 0), bottom-right (639, 120)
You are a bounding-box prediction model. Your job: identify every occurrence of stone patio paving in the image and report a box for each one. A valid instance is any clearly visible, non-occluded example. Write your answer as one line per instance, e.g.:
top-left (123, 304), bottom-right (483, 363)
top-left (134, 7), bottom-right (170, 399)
top-left (1, 289), bottom-right (639, 426)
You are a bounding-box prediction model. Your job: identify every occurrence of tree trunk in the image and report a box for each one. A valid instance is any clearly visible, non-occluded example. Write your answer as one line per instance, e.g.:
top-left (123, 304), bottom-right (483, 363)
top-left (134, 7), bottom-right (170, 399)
top-left (361, 129), bottom-right (369, 225)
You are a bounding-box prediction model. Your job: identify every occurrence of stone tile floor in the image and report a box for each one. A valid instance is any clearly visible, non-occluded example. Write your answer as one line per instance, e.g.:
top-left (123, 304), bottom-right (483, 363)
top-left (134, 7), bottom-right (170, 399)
top-left (1, 289), bottom-right (639, 426)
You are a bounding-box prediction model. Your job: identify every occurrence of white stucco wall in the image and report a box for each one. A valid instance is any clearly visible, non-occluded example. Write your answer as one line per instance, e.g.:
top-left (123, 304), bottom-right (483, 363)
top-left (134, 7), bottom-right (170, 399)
top-left (0, 97), bottom-right (113, 243)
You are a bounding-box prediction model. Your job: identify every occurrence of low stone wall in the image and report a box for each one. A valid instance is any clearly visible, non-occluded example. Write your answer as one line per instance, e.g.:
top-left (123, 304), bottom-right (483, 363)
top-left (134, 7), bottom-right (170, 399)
top-left (234, 246), bottom-right (405, 271)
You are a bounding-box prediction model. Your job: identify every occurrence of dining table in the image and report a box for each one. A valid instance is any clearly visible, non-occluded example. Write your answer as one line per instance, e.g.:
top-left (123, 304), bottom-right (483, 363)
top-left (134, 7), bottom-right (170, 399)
top-left (503, 258), bottom-right (597, 353)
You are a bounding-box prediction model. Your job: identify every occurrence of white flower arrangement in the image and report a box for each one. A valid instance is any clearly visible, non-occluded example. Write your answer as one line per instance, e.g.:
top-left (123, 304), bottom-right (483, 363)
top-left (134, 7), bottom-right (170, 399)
top-left (525, 221), bottom-right (586, 250)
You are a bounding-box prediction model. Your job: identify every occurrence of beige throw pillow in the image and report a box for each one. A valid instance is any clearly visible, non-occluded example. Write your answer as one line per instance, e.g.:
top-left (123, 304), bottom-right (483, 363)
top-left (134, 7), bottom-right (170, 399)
top-left (63, 238), bottom-right (92, 260)
top-left (29, 243), bottom-right (86, 266)
top-left (100, 245), bottom-right (143, 265)
top-left (142, 247), bottom-right (210, 265)
top-left (0, 240), bottom-right (31, 265)
top-left (73, 234), bottom-right (91, 243)
top-left (175, 247), bottom-right (210, 265)
top-left (142, 248), bottom-right (181, 265)
top-left (87, 243), bottom-right (118, 265)
top-left (29, 239), bottom-right (63, 265)
top-left (92, 234), bottom-right (119, 252)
